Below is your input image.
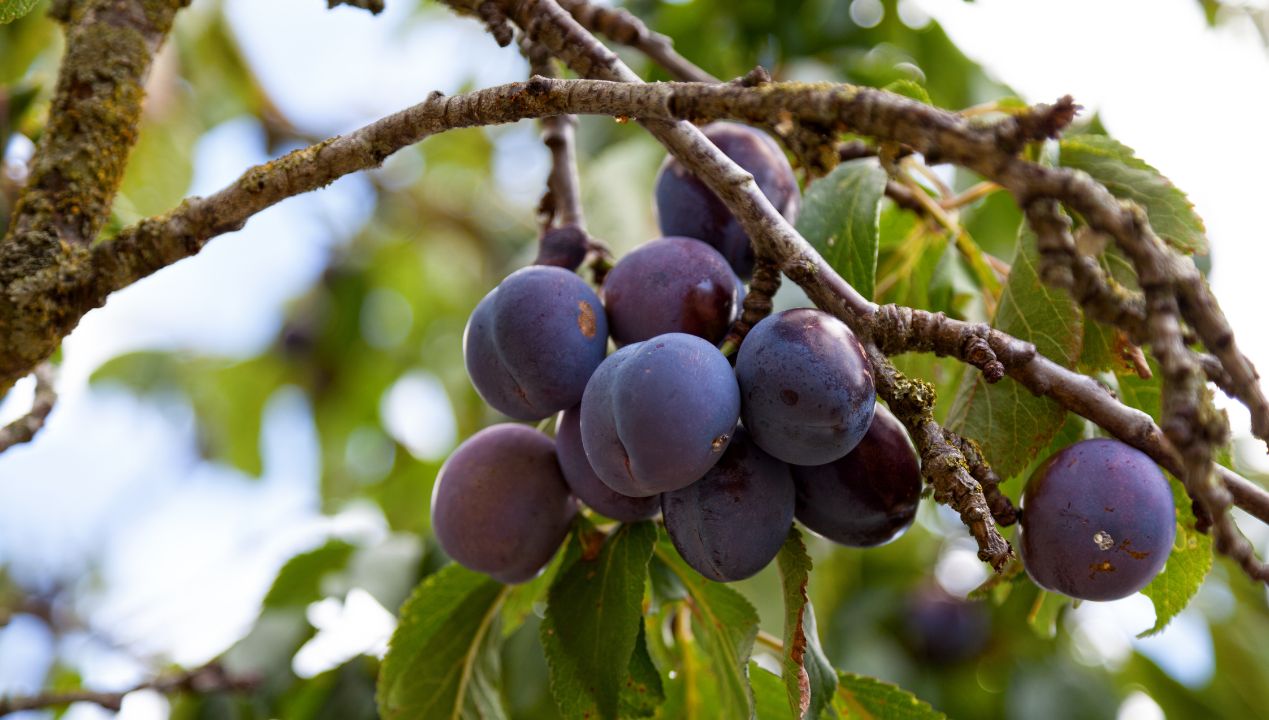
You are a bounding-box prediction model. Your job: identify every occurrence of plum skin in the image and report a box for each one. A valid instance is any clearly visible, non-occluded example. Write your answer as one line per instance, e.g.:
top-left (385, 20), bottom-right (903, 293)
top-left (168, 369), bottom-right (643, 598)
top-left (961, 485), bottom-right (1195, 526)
top-left (792, 404), bottom-right (922, 547)
top-left (431, 424), bottom-right (577, 584)
top-left (463, 265), bottom-right (608, 421)
top-left (1019, 438), bottom-right (1176, 601)
top-left (580, 334), bottom-right (741, 497)
top-left (662, 426), bottom-right (795, 582)
top-left (735, 308), bottom-right (876, 466)
top-left (654, 122), bottom-right (800, 278)
top-left (555, 404), bottom-right (660, 522)
top-left (602, 236), bottom-right (743, 348)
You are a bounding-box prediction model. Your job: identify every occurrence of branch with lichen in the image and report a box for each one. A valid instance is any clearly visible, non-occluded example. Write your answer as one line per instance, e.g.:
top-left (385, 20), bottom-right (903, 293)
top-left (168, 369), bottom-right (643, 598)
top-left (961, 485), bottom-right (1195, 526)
top-left (0, 0), bottom-right (185, 393)
top-left (0, 662), bottom-right (257, 715)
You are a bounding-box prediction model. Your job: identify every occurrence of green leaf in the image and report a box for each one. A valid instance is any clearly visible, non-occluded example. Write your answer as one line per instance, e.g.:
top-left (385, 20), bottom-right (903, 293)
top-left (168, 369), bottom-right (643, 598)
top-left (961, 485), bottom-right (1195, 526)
top-left (882, 79), bottom-right (931, 105)
top-left (947, 226), bottom-right (1083, 478)
top-left (621, 624), bottom-right (666, 718)
top-left (797, 158), bottom-right (888, 301)
top-left (377, 564), bottom-right (509, 720)
top-left (1117, 359), bottom-right (1163, 423)
top-left (541, 521), bottom-right (658, 719)
top-left (500, 530), bottom-right (578, 637)
top-left (832, 672), bottom-right (946, 719)
top-left (775, 528), bottom-right (836, 720)
top-left (1059, 135), bottom-right (1207, 254)
top-left (1138, 475), bottom-right (1214, 637)
top-left (752, 664), bottom-right (793, 720)
top-left (263, 539), bottom-right (356, 609)
top-left (0, 0), bottom-right (40, 24)
top-left (658, 542), bottom-right (759, 720)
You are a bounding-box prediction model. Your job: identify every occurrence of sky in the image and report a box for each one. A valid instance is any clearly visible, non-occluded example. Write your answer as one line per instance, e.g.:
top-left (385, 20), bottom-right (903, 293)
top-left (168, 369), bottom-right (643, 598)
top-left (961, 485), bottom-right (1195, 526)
top-left (0, 0), bottom-right (1267, 718)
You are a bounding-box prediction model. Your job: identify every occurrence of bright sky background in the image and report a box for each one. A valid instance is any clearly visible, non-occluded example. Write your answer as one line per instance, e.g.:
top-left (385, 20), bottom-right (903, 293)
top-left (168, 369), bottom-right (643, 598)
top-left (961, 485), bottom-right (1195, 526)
top-left (1, 1), bottom-right (1267, 718)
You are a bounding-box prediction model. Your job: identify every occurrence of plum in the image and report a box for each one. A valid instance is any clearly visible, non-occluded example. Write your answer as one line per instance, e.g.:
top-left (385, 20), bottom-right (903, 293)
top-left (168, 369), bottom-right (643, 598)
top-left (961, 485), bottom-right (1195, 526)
top-left (431, 424), bottom-right (577, 584)
top-left (1018, 438), bottom-right (1176, 601)
top-left (654, 122), bottom-right (800, 278)
top-left (463, 265), bottom-right (608, 420)
top-left (735, 308), bottom-right (876, 465)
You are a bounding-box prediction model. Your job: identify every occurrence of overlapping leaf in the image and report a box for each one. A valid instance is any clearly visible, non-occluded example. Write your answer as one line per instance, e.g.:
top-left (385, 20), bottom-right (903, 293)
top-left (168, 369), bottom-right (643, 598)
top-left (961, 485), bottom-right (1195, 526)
top-left (658, 542), bottom-right (760, 719)
top-left (377, 564), bottom-right (508, 720)
top-left (1059, 135), bottom-right (1207, 254)
top-left (775, 529), bottom-right (836, 719)
top-left (947, 226), bottom-right (1083, 479)
top-left (541, 521), bottom-right (659, 719)
top-left (1138, 476), bottom-right (1214, 637)
top-left (797, 158), bottom-right (888, 301)
top-left (832, 672), bottom-right (946, 719)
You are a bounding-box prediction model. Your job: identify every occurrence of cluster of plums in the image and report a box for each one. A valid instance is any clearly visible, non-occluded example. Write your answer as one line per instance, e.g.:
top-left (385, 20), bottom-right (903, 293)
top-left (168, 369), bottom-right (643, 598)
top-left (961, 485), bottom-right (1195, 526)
top-left (431, 122), bottom-right (1177, 601)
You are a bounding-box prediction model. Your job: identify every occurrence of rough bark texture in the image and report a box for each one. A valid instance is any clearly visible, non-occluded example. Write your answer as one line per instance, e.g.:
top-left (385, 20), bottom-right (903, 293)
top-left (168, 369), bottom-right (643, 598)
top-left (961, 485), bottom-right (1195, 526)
top-left (0, 0), bottom-right (186, 393)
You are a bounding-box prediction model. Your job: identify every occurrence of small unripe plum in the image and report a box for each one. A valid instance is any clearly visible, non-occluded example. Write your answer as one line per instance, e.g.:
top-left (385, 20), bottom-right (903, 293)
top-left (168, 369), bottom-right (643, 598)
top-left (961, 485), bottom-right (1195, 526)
top-left (555, 404), bottom-right (660, 522)
top-left (1019, 438), bottom-right (1176, 601)
top-left (602, 236), bottom-right (743, 347)
top-left (735, 308), bottom-right (876, 465)
top-left (654, 122), bottom-right (800, 278)
top-left (792, 404), bottom-right (922, 547)
top-left (464, 265), bottom-right (608, 420)
top-left (431, 424), bottom-right (577, 584)
top-left (662, 427), bottom-right (795, 582)
top-left (580, 334), bottom-right (741, 497)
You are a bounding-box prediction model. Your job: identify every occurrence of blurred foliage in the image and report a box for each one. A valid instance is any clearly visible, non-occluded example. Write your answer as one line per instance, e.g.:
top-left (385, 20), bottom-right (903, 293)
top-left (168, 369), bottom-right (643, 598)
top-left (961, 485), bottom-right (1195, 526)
top-left (1, 0), bottom-right (1267, 719)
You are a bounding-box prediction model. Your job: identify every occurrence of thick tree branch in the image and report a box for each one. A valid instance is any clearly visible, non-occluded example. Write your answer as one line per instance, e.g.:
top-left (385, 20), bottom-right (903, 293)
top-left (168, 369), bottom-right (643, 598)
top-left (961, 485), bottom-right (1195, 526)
top-left (0, 0), bottom-right (185, 393)
top-left (0, 363), bottom-right (56, 453)
top-left (0, 662), bottom-right (257, 715)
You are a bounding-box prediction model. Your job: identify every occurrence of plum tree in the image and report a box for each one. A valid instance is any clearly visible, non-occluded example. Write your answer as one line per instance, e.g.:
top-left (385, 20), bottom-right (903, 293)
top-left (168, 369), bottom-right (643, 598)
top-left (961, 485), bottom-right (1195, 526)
top-left (5, 0), bottom-right (1269, 717)
top-left (463, 265), bottom-right (608, 420)
top-left (1018, 438), bottom-right (1176, 601)
top-left (430, 424), bottom-right (577, 584)
top-left (661, 426), bottom-right (795, 582)
top-left (555, 404), bottom-right (660, 522)
top-left (654, 122), bottom-right (800, 277)
top-left (792, 404), bottom-right (922, 547)
top-left (601, 236), bottom-right (743, 347)
top-left (735, 308), bottom-right (877, 465)
top-left (580, 333), bottom-right (740, 496)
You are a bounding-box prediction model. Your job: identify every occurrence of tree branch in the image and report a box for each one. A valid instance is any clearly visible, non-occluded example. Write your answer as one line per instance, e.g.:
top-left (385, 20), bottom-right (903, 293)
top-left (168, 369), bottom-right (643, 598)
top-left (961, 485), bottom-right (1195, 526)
top-left (0, 362), bottom-right (56, 454)
top-left (0, 661), bottom-right (257, 715)
top-left (555, 0), bottom-right (719, 83)
top-left (0, 0), bottom-right (186, 393)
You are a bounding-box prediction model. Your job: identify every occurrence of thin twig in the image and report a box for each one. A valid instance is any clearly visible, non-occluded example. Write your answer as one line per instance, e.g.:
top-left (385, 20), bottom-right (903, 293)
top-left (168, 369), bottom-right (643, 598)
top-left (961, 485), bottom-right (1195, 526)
top-left (0, 362), bottom-right (56, 454)
top-left (0, 662), bottom-right (258, 715)
top-left (555, 0), bottom-right (719, 83)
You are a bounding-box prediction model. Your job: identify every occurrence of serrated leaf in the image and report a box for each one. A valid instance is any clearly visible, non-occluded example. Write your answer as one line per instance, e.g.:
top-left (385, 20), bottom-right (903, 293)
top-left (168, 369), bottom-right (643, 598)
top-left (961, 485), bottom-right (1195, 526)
top-left (947, 226), bottom-right (1083, 478)
top-left (541, 521), bottom-right (657, 719)
top-left (263, 539), bottom-right (356, 609)
top-left (1138, 476), bottom-right (1214, 637)
top-left (0, 0), bottom-right (40, 24)
top-left (797, 158), bottom-right (888, 301)
top-left (658, 542), bottom-right (759, 719)
top-left (832, 672), bottom-right (946, 719)
top-left (377, 564), bottom-right (509, 720)
top-left (775, 528), bottom-right (836, 720)
top-left (1059, 135), bottom-right (1207, 254)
